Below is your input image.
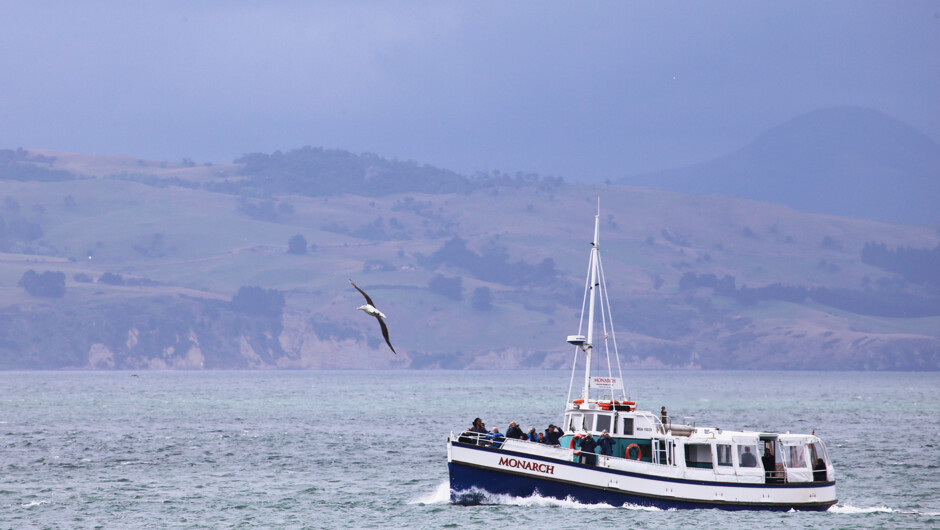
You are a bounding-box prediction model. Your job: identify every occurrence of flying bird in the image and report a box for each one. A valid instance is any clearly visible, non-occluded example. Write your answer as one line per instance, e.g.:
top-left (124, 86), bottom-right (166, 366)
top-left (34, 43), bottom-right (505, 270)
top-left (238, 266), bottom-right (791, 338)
top-left (349, 279), bottom-right (396, 354)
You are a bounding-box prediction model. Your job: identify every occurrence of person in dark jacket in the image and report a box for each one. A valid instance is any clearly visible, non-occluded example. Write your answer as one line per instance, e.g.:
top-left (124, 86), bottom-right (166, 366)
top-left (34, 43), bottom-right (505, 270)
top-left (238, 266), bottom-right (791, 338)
top-left (762, 446), bottom-right (779, 482)
top-left (813, 458), bottom-right (827, 482)
top-left (740, 446), bottom-right (758, 467)
top-left (470, 418), bottom-right (486, 434)
top-left (578, 434), bottom-right (598, 465)
top-left (506, 422), bottom-right (524, 440)
top-left (597, 430), bottom-right (614, 456)
top-left (468, 417), bottom-right (487, 445)
top-left (544, 425), bottom-right (565, 446)
top-left (536, 432), bottom-right (546, 444)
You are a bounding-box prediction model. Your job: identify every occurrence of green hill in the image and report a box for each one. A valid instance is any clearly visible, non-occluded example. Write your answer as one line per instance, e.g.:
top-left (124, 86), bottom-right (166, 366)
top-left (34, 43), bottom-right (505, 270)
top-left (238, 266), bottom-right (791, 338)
top-left (1, 147), bottom-right (938, 370)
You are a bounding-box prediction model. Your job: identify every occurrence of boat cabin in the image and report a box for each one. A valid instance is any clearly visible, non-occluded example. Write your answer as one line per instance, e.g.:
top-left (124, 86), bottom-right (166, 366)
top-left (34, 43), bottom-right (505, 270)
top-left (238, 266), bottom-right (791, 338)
top-left (559, 400), bottom-right (832, 484)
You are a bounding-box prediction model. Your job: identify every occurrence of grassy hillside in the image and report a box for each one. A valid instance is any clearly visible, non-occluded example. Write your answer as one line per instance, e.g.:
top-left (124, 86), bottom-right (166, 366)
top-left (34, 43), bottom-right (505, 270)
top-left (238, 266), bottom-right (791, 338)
top-left (1, 148), bottom-right (938, 370)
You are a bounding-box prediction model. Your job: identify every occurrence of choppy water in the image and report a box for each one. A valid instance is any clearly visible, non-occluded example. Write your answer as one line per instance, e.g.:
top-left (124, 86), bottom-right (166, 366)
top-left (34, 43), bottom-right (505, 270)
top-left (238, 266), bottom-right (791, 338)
top-left (1, 370), bottom-right (937, 528)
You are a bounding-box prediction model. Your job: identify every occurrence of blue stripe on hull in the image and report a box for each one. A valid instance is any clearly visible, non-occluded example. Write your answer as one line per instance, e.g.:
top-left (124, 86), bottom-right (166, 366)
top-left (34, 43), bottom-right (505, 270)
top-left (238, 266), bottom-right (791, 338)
top-left (448, 462), bottom-right (832, 512)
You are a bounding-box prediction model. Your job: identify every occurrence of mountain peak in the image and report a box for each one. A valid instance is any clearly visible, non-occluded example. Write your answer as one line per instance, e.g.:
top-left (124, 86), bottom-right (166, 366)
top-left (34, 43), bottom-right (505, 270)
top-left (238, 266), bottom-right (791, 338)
top-left (621, 106), bottom-right (940, 224)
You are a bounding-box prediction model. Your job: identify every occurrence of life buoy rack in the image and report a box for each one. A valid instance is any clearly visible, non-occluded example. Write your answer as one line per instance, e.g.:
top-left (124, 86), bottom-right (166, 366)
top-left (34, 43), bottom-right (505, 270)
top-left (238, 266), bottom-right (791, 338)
top-left (570, 434), bottom-right (583, 455)
top-left (625, 443), bottom-right (642, 461)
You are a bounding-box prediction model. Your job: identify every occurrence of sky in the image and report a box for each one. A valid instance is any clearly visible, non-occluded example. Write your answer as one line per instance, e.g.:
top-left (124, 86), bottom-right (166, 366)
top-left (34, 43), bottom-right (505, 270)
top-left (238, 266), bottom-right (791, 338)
top-left (1, 1), bottom-right (938, 182)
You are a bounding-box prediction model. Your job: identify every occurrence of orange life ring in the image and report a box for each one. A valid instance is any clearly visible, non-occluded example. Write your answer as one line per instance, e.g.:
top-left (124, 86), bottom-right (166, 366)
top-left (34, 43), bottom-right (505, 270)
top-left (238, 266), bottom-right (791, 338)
top-left (598, 402), bottom-right (612, 410)
top-left (570, 434), bottom-right (583, 455)
top-left (625, 443), bottom-right (642, 460)
top-left (623, 401), bottom-right (636, 406)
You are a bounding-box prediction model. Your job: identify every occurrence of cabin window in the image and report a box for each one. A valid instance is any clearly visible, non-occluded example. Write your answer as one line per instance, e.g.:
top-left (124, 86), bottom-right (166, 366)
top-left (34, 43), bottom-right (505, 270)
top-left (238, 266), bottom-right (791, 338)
top-left (621, 417), bottom-right (634, 436)
top-left (810, 442), bottom-right (828, 481)
top-left (716, 444), bottom-right (733, 467)
top-left (568, 414), bottom-right (582, 432)
top-left (784, 445), bottom-right (807, 468)
top-left (810, 441), bottom-right (828, 467)
top-left (582, 413), bottom-right (595, 431)
top-left (736, 444), bottom-right (760, 467)
top-left (595, 414), bottom-right (612, 433)
top-left (654, 439), bottom-right (672, 465)
top-left (684, 443), bottom-right (713, 469)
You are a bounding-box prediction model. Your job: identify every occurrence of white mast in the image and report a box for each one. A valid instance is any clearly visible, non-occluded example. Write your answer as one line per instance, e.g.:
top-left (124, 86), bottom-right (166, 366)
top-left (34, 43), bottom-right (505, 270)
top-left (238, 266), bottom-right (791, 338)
top-left (567, 200), bottom-right (624, 407)
top-left (582, 207), bottom-right (600, 399)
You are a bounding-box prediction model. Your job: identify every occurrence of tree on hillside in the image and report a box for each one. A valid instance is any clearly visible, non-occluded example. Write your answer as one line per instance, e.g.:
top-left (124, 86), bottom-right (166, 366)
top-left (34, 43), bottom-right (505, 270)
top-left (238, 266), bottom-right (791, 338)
top-left (862, 241), bottom-right (940, 288)
top-left (287, 234), bottom-right (308, 255)
top-left (231, 286), bottom-right (285, 317)
top-left (236, 198), bottom-right (278, 222)
top-left (418, 236), bottom-right (557, 286)
top-left (18, 270), bottom-right (65, 298)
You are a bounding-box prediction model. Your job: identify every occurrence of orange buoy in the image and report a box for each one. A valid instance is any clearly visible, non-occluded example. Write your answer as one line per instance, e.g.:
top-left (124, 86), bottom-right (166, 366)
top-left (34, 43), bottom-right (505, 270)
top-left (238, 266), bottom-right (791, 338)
top-left (570, 434), bottom-right (583, 455)
top-left (625, 443), bottom-right (642, 460)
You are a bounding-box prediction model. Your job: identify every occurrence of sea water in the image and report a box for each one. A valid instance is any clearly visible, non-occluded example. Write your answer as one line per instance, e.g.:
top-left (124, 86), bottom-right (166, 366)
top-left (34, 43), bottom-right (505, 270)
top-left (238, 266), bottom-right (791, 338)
top-left (1, 370), bottom-right (937, 529)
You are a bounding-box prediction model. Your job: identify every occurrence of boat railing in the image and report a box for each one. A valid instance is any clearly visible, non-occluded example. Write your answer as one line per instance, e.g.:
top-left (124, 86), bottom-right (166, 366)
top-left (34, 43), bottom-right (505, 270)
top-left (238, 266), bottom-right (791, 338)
top-left (453, 430), bottom-right (489, 446)
top-left (451, 430), bottom-right (567, 450)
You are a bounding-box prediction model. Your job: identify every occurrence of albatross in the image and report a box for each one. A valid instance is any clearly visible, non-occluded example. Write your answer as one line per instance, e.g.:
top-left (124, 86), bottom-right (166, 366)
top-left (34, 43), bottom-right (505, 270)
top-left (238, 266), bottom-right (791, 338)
top-left (349, 279), bottom-right (396, 354)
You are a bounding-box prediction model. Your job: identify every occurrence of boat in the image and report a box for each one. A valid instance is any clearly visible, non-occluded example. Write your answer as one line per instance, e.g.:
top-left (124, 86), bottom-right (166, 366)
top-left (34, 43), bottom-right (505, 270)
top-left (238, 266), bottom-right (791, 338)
top-left (446, 205), bottom-right (837, 510)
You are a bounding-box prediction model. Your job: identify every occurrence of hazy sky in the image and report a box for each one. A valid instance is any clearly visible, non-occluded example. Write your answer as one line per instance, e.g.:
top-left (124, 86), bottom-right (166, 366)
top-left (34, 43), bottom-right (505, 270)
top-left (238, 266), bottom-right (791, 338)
top-left (1, 1), bottom-right (937, 181)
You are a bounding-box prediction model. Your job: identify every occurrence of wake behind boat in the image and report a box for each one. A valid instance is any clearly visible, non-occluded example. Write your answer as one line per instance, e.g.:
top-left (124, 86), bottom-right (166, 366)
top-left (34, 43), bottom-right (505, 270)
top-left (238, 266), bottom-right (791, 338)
top-left (446, 206), bottom-right (837, 511)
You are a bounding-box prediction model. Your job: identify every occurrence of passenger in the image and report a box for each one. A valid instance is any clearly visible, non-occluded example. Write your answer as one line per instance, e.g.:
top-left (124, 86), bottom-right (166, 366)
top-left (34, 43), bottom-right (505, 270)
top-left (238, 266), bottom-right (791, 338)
top-left (740, 446), bottom-right (758, 467)
top-left (537, 432), bottom-right (546, 444)
top-left (762, 446), bottom-right (777, 482)
top-left (597, 430), bottom-right (614, 456)
top-left (486, 427), bottom-right (505, 448)
top-left (813, 458), bottom-right (827, 482)
top-left (470, 417), bottom-right (487, 446)
top-left (527, 426), bottom-right (539, 441)
top-left (457, 429), bottom-right (473, 444)
top-left (545, 424), bottom-right (565, 446)
top-left (506, 422), bottom-right (524, 440)
top-left (579, 433), bottom-right (598, 465)
top-left (459, 418), bottom-right (484, 444)
top-left (470, 418), bottom-right (486, 434)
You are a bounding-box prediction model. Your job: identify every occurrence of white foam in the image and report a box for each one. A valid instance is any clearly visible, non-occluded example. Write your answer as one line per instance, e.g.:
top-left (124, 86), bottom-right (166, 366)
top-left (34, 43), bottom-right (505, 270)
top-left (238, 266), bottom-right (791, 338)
top-left (21, 500), bottom-right (50, 508)
top-left (448, 487), bottom-right (663, 511)
top-left (409, 481), bottom-right (451, 505)
top-left (488, 492), bottom-right (617, 510)
top-left (828, 504), bottom-right (894, 514)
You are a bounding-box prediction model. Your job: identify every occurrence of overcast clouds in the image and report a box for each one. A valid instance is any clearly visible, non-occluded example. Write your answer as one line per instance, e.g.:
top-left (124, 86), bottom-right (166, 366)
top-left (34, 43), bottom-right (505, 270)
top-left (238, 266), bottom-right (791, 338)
top-left (1, 1), bottom-right (937, 181)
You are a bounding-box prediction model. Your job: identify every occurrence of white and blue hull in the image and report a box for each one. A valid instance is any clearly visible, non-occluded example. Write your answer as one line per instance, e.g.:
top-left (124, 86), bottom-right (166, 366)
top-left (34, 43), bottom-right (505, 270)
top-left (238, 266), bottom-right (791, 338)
top-left (448, 441), bottom-right (836, 511)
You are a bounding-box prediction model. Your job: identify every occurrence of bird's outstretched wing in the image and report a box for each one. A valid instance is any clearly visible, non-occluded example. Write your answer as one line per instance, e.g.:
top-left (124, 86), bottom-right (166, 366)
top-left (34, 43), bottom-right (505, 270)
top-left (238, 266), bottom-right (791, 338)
top-left (349, 279), bottom-right (375, 306)
top-left (378, 318), bottom-right (396, 354)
